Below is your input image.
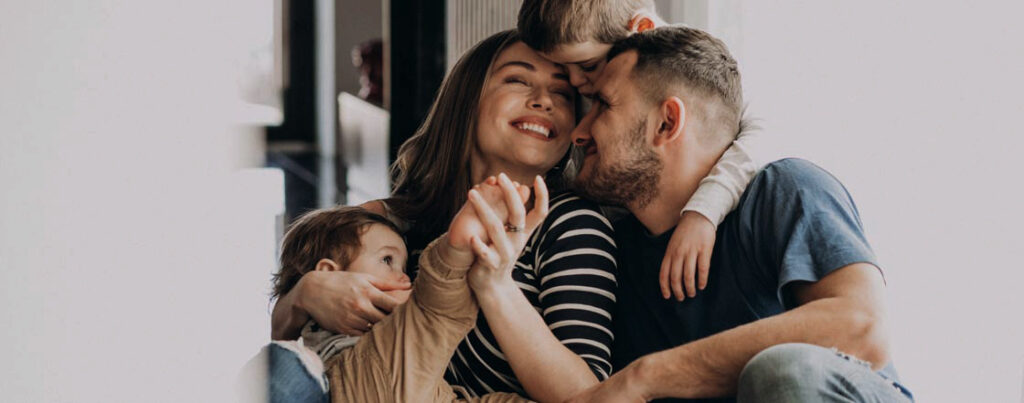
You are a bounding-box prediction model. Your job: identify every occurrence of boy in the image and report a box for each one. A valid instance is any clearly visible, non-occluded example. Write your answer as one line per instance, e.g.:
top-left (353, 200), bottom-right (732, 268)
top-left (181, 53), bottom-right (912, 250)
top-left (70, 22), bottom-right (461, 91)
top-left (518, 0), bottom-right (762, 302)
top-left (269, 199), bottom-right (532, 402)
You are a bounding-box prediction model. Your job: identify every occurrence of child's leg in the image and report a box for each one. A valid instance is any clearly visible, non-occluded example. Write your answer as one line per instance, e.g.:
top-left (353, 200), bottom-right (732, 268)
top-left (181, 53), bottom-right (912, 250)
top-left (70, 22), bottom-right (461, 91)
top-left (327, 237), bottom-right (478, 402)
top-left (262, 342), bottom-right (329, 403)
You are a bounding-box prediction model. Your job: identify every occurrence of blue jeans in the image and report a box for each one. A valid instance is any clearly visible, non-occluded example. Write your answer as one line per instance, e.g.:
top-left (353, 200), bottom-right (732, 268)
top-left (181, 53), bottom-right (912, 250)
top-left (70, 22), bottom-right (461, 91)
top-left (266, 343), bottom-right (328, 403)
top-left (737, 343), bottom-right (913, 402)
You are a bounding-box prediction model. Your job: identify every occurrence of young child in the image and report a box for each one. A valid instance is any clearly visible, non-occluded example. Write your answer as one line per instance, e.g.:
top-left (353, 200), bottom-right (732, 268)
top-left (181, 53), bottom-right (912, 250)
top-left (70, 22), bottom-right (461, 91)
top-left (269, 206), bottom-right (411, 371)
top-left (518, 0), bottom-right (763, 302)
top-left (268, 187), bottom-right (539, 402)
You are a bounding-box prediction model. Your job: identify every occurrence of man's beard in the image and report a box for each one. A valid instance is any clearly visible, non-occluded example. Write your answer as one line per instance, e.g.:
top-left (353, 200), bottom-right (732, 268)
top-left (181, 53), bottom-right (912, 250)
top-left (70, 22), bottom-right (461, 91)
top-left (573, 118), bottom-right (662, 208)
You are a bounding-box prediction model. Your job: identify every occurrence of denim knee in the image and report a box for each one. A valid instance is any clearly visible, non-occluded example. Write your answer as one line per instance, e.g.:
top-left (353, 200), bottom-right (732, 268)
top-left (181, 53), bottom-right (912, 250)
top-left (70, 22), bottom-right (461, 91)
top-left (737, 343), bottom-right (836, 402)
top-left (267, 343), bottom-right (329, 403)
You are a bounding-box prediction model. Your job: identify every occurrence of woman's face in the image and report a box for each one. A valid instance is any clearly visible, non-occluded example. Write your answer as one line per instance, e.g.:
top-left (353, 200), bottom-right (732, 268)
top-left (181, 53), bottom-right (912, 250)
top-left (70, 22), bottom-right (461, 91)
top-left (474, 42), bottom-right (577, 176)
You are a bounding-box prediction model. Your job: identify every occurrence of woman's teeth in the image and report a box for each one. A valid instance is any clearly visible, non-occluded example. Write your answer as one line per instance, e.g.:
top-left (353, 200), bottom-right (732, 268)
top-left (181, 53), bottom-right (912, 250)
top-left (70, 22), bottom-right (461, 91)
top-left (516, 122), bottom-right (552, 138)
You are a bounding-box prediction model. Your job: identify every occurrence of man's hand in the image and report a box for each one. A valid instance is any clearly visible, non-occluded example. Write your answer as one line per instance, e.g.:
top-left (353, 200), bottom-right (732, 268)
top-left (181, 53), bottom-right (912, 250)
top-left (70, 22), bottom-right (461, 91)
top-left (296, 270), bottom-right (410, 335)
top-left (659, 210), bottom-right (716, 300)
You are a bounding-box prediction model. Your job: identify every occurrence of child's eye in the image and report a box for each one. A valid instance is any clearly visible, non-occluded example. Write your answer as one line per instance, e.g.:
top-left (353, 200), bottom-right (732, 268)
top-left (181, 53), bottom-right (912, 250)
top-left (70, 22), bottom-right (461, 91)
top-left (581, 63), bottom-right (598, 73)
top-left (381, 255), bottom-right (393, 265)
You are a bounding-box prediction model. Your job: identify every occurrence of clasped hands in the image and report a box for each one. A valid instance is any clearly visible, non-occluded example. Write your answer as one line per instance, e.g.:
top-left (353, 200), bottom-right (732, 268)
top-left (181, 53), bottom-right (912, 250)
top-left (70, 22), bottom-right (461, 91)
top-left (445, 173), bottom-right (550, 292)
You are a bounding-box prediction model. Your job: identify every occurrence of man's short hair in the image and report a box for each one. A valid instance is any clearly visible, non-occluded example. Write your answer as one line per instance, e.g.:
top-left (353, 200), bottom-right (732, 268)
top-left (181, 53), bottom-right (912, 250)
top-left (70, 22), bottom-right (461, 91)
top-left (518, 0), bottom-right (653, 52)
top-left (608, 26), bottom-right (743, 140)
top-left (271, 206), bottom-right (401, 299)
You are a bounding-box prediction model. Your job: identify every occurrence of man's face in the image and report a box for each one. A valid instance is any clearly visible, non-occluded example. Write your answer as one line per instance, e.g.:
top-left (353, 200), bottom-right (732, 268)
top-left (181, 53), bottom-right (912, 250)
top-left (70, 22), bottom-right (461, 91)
top-left (541, 41), bottom-right (613, 96)
top-left (571, 50), bottom-right (663, 208)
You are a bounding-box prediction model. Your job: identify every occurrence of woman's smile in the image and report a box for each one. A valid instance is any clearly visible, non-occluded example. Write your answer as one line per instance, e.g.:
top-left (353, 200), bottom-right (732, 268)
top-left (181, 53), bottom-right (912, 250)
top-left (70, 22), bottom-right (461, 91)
top-left (474, 41), bottom-right (577, 176)
top-left (510, 115), bottom-right (556, 141)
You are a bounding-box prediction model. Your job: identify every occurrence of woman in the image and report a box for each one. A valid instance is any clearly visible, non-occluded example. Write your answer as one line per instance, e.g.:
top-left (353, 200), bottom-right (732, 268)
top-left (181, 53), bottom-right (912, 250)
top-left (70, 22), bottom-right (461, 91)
top-left (272, 30), bottom-right (617, 402)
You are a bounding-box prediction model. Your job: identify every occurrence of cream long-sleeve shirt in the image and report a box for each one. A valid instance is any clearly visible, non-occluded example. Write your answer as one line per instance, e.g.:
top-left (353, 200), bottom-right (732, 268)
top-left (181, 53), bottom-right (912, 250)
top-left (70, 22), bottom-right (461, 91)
top-left (682, 120), bottom-right (764, 227)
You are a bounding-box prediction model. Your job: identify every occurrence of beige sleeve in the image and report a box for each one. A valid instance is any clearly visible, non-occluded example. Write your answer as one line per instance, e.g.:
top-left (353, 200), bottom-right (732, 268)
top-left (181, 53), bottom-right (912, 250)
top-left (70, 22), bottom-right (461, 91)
top-left (326, 235), bottom-right (478, 402)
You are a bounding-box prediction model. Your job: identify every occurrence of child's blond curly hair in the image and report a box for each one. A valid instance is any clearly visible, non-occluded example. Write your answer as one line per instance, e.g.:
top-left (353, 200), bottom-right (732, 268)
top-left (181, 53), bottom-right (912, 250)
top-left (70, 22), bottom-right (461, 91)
top-left (517, 0), bottom-right (654, 52)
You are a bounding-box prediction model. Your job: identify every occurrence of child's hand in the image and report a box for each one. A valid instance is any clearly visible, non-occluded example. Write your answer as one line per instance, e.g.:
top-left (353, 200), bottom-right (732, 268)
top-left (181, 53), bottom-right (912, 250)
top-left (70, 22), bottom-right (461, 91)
top-left (659, 211), bottom-right (716, 301)
top-left (467, 174), bottom-right (549, 293)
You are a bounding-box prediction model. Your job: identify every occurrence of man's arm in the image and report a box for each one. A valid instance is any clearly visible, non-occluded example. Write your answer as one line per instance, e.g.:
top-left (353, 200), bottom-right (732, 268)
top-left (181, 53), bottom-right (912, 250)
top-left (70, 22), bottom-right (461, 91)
top-left (270, 271), bottom-right (408, 340)
top-left (573, 262), bottom-right (889, 401)
top-left (270, 279), bottom-right (310, 340)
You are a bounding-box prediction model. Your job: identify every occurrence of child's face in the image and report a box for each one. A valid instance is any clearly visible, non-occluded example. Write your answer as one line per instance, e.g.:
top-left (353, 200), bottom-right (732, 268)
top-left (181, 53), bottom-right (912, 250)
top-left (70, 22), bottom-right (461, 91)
top-left (540, 41), bottom-right (613, 96)
top-left (346, 224), bottom-right (412, 304)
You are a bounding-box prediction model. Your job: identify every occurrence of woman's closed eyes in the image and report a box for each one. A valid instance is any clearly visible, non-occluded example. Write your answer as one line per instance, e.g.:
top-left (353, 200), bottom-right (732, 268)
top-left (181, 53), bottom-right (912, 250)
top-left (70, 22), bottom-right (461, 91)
top-left (505, 75), bottom-right (574, 102)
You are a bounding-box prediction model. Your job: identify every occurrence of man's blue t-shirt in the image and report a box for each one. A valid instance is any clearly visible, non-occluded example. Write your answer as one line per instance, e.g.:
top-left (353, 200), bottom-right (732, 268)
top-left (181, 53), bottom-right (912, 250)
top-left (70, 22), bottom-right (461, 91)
top-left (611, 159), bottom-right (905, 402)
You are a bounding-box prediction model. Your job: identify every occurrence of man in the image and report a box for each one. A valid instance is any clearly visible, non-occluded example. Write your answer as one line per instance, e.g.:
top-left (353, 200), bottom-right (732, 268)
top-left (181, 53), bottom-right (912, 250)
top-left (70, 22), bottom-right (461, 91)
top-left (566, 26), bottom-right (914, 402)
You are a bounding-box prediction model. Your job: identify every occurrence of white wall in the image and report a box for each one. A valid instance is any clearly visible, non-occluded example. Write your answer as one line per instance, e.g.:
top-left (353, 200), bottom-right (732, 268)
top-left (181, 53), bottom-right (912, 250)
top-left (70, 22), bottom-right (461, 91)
top-left (0, 1), bottom-right (281, 401)
top-left (446, 0), bottom-right (523, 70)
top-left (687, 1), bottom-right (1024, 401)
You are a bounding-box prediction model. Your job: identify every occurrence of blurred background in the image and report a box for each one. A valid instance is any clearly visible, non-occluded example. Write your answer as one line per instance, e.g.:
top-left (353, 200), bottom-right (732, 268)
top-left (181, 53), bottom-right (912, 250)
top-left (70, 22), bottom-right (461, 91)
top-left (1, 0), bottom-right (1022, 401)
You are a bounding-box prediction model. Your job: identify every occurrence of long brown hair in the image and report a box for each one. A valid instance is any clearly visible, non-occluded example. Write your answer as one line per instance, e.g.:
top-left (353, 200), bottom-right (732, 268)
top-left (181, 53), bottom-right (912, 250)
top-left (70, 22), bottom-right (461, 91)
top-left (386, 30), bottom-right (580, 244)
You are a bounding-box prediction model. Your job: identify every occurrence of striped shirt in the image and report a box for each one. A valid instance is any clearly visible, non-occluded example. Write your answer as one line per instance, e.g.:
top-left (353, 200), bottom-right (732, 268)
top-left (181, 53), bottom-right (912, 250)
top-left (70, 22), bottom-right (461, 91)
top-left (442, 192), bottom-right (618, 398)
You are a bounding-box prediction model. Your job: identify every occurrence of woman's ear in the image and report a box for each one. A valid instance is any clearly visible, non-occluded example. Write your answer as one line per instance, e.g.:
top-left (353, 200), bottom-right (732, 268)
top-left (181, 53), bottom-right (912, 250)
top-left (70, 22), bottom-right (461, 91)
top-left (314, 258), bottom-right (343, 272)
top-left (654, 96), bottom-right (686, 146)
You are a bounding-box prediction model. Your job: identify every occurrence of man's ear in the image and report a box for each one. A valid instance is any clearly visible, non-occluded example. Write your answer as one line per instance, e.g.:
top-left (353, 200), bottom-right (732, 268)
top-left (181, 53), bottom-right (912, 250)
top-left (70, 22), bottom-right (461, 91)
top-left (653, 96), bottom-right (686, 147)
top-left (314, 258), bottom-right (343, 272)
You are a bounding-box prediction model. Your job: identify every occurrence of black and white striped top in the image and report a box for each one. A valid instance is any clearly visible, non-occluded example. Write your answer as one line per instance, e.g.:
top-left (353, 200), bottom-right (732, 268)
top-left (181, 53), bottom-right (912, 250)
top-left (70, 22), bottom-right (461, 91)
top-left (442, 192), bottom-right (618, 398)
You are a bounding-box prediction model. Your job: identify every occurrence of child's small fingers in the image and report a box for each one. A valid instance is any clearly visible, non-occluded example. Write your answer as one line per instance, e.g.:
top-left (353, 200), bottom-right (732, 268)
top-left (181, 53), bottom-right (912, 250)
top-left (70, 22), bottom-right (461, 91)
top-left (517, 184), bottom-right (531, 203)
top-left (698, 251), bottom-right (712, 290)
top-left (670, 260), bottom-right (685, 301)
top-left (659, 257), bottom-right (672, 299)
top-left (683, 253), bottom-right (698, 298)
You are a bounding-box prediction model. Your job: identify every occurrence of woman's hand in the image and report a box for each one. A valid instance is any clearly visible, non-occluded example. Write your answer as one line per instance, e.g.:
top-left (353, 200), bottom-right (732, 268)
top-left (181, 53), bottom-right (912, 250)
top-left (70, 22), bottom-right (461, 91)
top-left (292, 270), bottom-right (410, 335)
top-left (467, 174), bottom-right (549, 293)
top-left (446, 175), bottom-right (530, 263)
